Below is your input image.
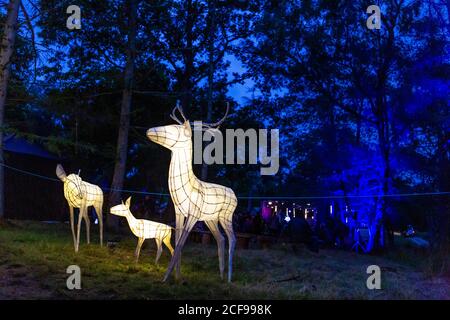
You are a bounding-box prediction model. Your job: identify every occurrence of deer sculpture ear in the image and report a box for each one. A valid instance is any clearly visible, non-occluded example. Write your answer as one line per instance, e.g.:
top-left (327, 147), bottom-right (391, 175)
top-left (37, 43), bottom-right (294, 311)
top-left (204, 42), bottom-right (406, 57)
top-left (56, 164), bottom-right (67, 182)
top-left (125, 196), bottom-right (131, 209)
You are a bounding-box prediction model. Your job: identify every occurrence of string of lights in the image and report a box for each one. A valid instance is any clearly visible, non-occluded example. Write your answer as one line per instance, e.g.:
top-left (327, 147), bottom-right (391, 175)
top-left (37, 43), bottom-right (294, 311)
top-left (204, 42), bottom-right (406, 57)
top-left (2, 162), bottom-right (449, 200)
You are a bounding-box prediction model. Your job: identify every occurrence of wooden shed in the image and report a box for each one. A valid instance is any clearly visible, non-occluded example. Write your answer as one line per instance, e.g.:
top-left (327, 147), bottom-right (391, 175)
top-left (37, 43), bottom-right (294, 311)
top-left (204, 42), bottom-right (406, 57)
top-left (3, 134), bottom-right (66, 221)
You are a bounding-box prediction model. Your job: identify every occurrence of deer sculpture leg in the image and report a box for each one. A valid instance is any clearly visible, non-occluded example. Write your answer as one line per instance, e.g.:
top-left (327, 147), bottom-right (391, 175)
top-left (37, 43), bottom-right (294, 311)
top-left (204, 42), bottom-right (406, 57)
top-left (135, 237), bottom-right (145, 263)
top-left (94, 202), bottom-right (103, 246)
top-left (163, 233), bottom-right (174, 257)
top-left (76, 201), bottom-right (87, 253)
top-left (163, 215), bottom-right (198, 282)
top-left (220, 217), bottom-right (236, 283)
top-left (84, 211), bottom-right (91, 244)
top-left (155, 238), bottom-right (163, 265)
top-left (69, 206), bottom-right (77, 250)
top-left (174, 212), bottom-right (185, 280)
top-left (204, 220), bottom-right (225, 280)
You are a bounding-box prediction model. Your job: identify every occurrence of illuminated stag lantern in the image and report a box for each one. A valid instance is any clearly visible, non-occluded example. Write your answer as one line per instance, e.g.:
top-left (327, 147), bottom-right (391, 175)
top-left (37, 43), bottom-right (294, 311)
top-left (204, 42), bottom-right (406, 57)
top-left (56, 164), bottom-right (103, 252)
top-left (110, 196), bottom-right (174, 264)
top-left (147, 103), bottom-right (237, 282)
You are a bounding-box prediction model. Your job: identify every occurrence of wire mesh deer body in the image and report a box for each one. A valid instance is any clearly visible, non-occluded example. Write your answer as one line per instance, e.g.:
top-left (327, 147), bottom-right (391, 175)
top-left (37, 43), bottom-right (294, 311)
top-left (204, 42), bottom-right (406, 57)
top-left (110, 197), bottom-right (174, 264)
top-left (147, 103), bottom-right (237, 282)
top-left (56, 164), bottom-right (103, 252)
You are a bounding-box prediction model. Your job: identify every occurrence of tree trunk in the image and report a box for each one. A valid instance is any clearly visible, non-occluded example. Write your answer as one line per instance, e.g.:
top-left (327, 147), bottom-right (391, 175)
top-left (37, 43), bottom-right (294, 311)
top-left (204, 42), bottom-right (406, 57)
top-left (108, 0), bottom-right (137, 230)
top-left (365, 20), bottom-right (396, 253)
top-left (181, 0), bottom-right (194, 112)
top-left (201, 0), bottom-right (216, 181)
top-left (367, 83), bottom-right (390, 253)
top-left (0, 0), bottom-right (21, 219)
top-left (428, 129), bottom-right (450, 272)
top-left (356, 99), bottom-right (363, 145)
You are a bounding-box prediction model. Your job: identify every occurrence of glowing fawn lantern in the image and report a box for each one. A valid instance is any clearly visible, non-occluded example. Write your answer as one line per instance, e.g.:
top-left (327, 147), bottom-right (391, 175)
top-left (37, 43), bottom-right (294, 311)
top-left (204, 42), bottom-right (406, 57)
top-left (147, 103), bottom-right (237, 282)
top-left (56, 164), bottom-right (103, 252)
top-left (110, 196), bottom-right (174, 263)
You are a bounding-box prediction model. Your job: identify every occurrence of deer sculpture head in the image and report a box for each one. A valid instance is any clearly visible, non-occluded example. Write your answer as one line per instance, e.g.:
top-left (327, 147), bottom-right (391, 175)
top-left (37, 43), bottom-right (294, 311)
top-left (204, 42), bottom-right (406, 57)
top-left (110, 197), bottom-right (132, 217)
top-left (146, 101), bottom-right (229, 150)
top-left (56, 164), bottom-right (83, 199)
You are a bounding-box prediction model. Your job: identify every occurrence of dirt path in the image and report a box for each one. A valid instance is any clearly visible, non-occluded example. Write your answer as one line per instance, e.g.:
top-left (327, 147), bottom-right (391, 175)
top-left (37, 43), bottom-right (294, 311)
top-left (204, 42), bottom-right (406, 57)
top-left (0, 263), bottom-right (53, 299)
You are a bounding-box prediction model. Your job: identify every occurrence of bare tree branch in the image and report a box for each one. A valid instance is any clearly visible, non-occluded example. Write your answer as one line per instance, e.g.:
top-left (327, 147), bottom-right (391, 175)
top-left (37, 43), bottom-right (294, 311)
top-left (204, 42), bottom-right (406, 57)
top-left (19, 1), bottom-right (37, 79)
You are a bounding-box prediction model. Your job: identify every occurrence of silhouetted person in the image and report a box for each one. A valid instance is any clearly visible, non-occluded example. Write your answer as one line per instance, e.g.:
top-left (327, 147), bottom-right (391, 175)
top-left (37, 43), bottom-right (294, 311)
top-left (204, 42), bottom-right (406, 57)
top-left (288, 216), bottom-right (319, 253)
top-left (253, 213), bottom-right (263, 234)
top-left (268, 214), bottom-right (281, 235)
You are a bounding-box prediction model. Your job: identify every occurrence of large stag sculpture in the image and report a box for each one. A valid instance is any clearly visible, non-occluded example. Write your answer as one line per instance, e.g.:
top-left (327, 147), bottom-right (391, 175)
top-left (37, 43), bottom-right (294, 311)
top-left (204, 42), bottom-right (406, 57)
top-left (146, 103), bottom-right (237, 282)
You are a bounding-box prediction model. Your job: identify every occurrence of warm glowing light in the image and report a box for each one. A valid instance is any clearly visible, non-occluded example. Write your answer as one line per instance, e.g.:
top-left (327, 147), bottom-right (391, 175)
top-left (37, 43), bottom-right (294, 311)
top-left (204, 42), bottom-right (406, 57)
top-left (147, 102), bottom-right (237, 282)
top-left (56, 164), bottom-right (103, 252)
top-left (110, 197), bottom-right (174, 263)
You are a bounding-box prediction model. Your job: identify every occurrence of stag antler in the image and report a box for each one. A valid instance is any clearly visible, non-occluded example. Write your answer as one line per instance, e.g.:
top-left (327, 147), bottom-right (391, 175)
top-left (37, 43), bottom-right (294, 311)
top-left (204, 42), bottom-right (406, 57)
top-left (170, 100), bottom-right (187, 124)
top-left (171, 101), bottom-right (230, 130)
top-left (199, 102), bottom-right (230, 130)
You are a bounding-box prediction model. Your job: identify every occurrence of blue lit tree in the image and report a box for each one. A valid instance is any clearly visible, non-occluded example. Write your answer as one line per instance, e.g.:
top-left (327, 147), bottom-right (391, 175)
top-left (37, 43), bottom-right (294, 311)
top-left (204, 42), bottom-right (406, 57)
top-left (238, 0), bottom-right (449, 252)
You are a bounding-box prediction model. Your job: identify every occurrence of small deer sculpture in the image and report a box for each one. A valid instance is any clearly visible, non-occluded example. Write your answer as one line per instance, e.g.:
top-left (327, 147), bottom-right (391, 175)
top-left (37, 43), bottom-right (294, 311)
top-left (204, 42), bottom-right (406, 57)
top-left (110, 196), bottom-right (174, 264)
top-left (147, 103), bottom-right (237, 282)
top-left (56, 164), bottom-right (103, 252)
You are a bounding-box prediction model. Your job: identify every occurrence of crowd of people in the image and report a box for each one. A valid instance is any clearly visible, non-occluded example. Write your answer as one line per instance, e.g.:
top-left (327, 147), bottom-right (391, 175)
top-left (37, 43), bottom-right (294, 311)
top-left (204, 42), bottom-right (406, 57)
top-left (122, 196), bottom-right (398, 253)
top-left (234, 207), bottom-right (364, 252)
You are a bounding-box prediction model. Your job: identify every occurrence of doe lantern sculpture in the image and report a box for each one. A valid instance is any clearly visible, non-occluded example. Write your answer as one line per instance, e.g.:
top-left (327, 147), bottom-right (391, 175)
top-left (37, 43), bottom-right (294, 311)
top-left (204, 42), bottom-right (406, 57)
top-left (110, 196), bottom-right (174, 264)
top-left (56, 164), bottom-right (103, 252)
top-left (146, 103), bottom-right (237, 282)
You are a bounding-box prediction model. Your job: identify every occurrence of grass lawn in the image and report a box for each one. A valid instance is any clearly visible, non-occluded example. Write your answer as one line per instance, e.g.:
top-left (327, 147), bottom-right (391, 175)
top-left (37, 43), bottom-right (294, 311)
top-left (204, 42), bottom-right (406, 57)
top-left (0, 220), bottom-right (448, 299)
